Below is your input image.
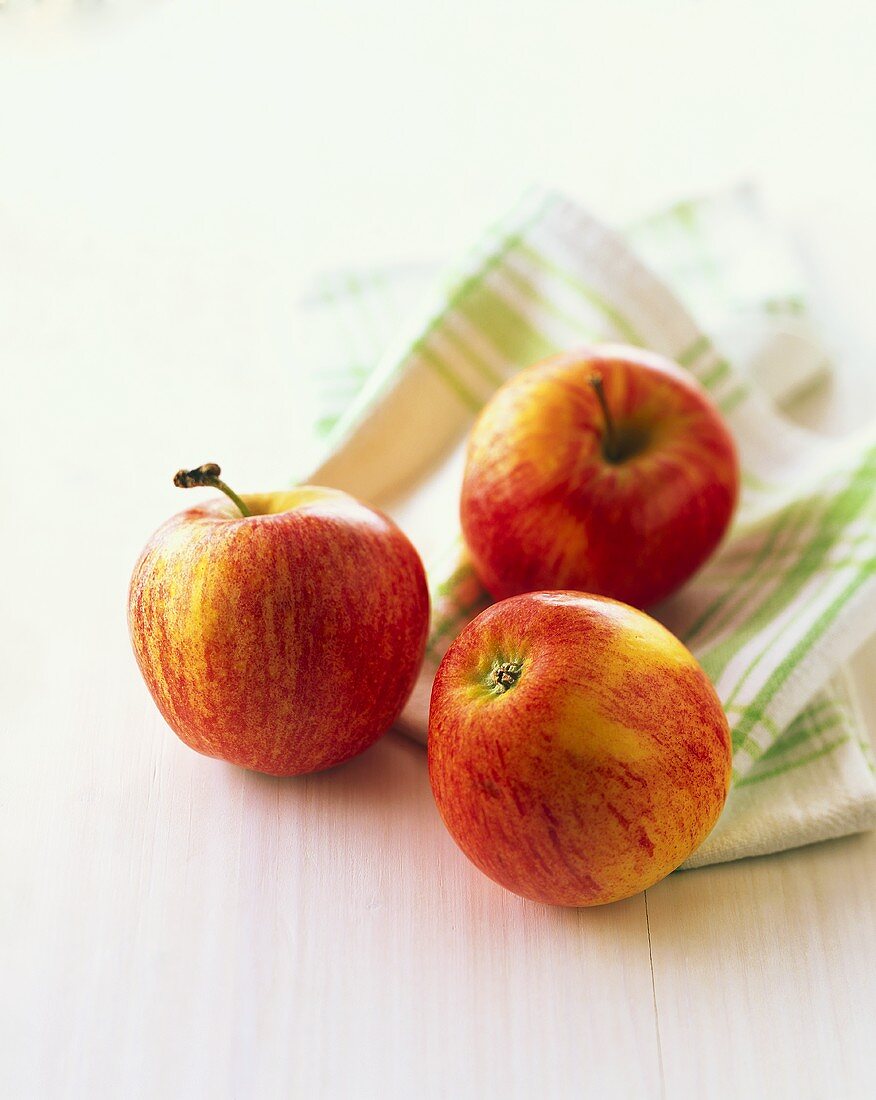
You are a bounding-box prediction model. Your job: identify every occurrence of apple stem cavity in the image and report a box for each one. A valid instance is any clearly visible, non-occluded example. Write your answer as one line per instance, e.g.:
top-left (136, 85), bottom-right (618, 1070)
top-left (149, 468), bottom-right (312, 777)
top-left (588, 373), bottom-right (620, 463)
top-left (173, 463), bottom-right (252, 518)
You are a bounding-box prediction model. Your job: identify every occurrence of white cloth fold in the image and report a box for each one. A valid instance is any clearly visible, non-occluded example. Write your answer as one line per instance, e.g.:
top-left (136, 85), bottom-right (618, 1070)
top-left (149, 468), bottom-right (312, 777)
top-left (302, 187), bottom-right (876, 868)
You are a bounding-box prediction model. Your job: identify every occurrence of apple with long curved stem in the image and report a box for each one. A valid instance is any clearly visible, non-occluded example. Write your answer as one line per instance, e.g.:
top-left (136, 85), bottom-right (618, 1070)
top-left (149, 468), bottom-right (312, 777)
top-left (460, 345), bottom-right (740, 609)
top-left (428, 591), bottom-right (732, 906)
top-left (129, 463), bottom-right (430, 776)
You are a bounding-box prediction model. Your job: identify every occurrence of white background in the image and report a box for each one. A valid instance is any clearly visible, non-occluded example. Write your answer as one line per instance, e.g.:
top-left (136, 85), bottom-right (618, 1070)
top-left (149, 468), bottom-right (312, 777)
top-left (2, 2), bottom-right (876, 1098)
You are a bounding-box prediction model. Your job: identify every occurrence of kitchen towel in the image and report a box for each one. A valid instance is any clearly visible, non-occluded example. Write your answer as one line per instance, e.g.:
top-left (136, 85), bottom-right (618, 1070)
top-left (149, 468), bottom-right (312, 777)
top-left (299, 187), bottom-right (876, 868)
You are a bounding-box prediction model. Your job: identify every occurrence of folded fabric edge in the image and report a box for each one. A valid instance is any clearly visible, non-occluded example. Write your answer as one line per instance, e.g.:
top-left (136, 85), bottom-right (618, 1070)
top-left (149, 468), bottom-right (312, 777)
top-left (301, 185), bottom-right (876, 870)
top-left (306, 186), bottom-right (561, 489)
top-left (681, 668), bottom-right (876, 870)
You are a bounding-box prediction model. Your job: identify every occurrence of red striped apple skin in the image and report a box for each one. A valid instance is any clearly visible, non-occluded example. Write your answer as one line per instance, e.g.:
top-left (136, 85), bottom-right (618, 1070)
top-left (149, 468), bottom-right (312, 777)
top-left (428, 592), bottom-right (731, 907)
top-left (460, 345), bottom-right (740, 609)
top-left (129, 487), bottom-right (429, 776)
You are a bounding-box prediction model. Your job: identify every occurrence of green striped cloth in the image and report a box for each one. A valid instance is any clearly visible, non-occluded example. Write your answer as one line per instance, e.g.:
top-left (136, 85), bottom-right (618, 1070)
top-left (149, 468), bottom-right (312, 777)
top-left (300, 188), bottom-right (876, 868)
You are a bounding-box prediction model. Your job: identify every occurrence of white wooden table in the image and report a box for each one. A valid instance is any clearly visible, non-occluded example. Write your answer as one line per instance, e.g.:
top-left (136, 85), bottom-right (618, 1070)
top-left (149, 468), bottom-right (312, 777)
top-left (3, 3), bottom-right (876, 1097)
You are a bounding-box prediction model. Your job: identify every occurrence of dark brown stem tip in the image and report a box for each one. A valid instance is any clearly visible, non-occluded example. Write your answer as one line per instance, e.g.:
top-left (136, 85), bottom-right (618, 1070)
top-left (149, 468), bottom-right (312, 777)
top-left (173, 463), bottom-right (222, 489)
top-left (172, 462), bottom-right (252, 518)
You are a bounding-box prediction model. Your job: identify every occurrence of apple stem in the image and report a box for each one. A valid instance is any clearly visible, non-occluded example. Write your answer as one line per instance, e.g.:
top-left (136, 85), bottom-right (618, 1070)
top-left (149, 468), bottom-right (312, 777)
top-left (588, 374), bottom-right (620, 462)
top-left (173, 463), bottom-right (252, 518)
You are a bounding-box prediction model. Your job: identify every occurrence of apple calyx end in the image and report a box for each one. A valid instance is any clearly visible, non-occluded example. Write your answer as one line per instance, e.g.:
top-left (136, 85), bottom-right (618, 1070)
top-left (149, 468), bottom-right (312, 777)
top-left (490, 660), bottom-right (524, 695)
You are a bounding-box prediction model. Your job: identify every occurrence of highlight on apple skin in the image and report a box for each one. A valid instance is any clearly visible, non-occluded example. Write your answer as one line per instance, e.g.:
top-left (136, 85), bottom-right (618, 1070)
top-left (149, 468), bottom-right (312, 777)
top-left (460, 344), bottom-right (740, 609)
top-left (129, 470), bottom-right (430, 776)
top-left (427, 591), bottom-right (732, 907)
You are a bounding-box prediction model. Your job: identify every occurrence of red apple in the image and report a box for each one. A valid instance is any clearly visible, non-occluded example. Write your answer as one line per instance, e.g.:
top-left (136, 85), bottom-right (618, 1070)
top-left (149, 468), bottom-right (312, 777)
top-left (428, 591), bottom-right (732, 906)
top-left (460, 344), bottom-right (740, 608)
top-left (129, 464), bottom-right (429, 776)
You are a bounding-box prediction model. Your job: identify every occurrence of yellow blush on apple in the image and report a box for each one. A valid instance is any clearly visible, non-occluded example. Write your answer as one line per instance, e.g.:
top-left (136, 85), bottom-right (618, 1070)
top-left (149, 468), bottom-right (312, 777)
top-left (129, 464), bottom-right (430, 776)
top-left (428, 591), bottom-right (732, 906)
top-left (460, 344), bottom-right (740, 609)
